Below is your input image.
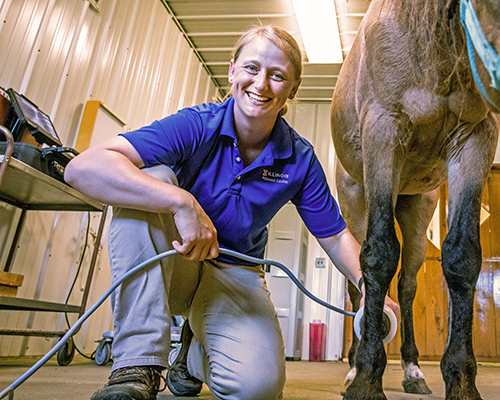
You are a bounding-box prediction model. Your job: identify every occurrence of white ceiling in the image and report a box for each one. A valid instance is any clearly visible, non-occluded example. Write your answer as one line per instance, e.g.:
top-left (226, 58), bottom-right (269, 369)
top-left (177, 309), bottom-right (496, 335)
top-left (161, 0), bottom-right (370, 102)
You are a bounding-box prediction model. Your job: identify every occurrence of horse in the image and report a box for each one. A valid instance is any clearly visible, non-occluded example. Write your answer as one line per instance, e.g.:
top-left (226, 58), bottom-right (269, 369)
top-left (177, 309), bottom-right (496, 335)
top-left (330, 0), bottom-right (500, 398)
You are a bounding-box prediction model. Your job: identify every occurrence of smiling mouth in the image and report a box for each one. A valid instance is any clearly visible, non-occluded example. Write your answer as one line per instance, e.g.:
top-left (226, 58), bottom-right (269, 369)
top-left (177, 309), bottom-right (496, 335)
top-left (247, 92), bottom-right (271, 102)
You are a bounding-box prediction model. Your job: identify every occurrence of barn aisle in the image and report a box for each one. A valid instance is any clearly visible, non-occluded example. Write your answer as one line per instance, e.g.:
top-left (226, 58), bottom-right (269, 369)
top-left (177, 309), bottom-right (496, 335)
top-left (1, 356), bottom-right (498, 399)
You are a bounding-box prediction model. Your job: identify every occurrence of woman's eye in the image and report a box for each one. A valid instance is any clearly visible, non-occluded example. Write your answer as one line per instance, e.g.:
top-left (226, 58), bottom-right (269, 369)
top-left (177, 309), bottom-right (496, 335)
top-left (272, 73), bottom-right (284, 81)
top-left (245, 65), bottom-right (258, 73)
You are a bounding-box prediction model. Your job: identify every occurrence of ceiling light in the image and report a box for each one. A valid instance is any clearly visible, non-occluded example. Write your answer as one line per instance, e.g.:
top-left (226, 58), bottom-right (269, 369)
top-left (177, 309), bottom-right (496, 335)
top-left (291, 0), bottom-right (343, 64)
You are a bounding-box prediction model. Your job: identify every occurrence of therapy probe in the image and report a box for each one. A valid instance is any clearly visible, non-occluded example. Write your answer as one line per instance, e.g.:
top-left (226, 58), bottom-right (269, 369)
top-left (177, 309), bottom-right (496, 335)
top-left (0, 248), bottom-right (397, 400)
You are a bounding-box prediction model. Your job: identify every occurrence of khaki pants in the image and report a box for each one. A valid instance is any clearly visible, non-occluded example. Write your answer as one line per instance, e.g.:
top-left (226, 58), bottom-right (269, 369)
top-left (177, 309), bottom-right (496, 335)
top-left (107, 165), bottom-right (285, 400)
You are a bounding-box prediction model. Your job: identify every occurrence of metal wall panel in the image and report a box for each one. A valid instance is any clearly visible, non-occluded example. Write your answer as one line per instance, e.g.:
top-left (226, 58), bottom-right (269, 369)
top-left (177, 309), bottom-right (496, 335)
top-left (0, 0), bottom-right (50, 90)
top-left (56, 0), bottom-right (116, 147)
top-left (24, 0), bottom-right (87, 114)
top-left (0, 0), bottom-right (216, 357)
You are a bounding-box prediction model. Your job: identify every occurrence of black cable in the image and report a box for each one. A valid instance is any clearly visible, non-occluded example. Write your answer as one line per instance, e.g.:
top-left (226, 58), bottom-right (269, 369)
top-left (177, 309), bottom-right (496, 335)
top-left (222, 249), bottom-right (356, 317)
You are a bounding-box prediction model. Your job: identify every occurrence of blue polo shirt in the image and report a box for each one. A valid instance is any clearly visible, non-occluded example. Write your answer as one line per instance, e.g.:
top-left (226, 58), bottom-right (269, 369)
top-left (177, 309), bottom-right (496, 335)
top-left (121, 97), bottom-right (345, 264)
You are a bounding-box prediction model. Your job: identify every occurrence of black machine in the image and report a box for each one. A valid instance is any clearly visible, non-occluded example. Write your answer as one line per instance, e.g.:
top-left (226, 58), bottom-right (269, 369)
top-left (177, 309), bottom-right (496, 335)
top-left (0, 87), bottom-right (78, 184)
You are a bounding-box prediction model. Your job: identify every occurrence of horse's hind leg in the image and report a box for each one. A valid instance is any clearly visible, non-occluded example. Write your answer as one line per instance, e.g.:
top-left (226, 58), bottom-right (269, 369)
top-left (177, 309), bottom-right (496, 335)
top-left (395, 191), bottom-right (438, 395)
top-left (341, 281), bottom-right (361, 393)
top-left (335, 160), bottom-right (367, 393)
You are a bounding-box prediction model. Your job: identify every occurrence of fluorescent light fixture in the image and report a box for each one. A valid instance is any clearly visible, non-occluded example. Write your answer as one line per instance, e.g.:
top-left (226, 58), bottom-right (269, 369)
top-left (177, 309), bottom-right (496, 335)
top-left (291, 0), bottom-right (343, 64)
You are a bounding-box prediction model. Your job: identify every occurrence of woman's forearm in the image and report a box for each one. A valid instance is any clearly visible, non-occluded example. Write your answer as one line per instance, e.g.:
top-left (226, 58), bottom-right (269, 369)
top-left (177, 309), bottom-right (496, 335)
top-left (64, 137), bottom-right (189, 213)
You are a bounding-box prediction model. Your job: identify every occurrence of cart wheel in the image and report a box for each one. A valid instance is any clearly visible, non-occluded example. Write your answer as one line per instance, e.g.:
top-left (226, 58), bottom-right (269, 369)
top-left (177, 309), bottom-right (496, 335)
top-left (168, 345), bottom-right (180, 367)
top-left (95, 341), bottom-right (112, 366)
top-left (57, 337), bottom-right (75, 366)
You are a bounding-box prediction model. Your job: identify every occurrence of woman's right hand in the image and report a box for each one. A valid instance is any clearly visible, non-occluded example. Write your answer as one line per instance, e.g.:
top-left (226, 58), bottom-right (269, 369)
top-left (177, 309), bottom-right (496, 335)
top-left (171, 192), bottom-right (219, 261)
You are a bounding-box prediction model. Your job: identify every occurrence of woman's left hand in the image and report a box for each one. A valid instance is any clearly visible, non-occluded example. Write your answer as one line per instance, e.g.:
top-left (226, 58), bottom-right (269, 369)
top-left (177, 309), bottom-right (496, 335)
top-left (383, 296), bottom-right (400, 318)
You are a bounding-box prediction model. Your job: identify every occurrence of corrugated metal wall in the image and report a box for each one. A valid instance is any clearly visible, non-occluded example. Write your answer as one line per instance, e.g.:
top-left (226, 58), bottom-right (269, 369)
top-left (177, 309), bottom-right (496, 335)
top-left (0, 0), bottom-right (217, 357)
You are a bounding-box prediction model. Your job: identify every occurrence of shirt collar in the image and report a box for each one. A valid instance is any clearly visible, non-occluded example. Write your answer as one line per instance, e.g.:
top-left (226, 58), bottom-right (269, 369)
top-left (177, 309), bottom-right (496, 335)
top-left (219, 97), bottom-right (293, 161)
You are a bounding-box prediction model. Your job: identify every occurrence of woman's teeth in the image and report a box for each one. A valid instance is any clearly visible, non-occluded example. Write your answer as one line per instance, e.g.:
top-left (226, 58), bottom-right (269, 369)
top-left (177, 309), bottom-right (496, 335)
top-left (248, 92), bottom-right (270, 102)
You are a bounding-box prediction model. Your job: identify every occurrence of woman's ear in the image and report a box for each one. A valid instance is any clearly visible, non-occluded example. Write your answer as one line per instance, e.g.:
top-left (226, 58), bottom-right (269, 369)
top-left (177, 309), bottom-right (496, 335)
top-left (288, 78), bottom-right (302, 99)
top-left (228, 59), bottom-right (235, 85)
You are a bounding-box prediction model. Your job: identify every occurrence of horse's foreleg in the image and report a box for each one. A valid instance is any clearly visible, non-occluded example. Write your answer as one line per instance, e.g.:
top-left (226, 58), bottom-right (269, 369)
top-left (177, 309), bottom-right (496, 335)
top-left (440, 119), bottom-right (497, 400)
top-left (395, 192), bottom-right (439, 395)
top-left (342, 108), bottom-right (405, 400)
top-left (440, 194), bottom-right (482, 400)
top-left (347, 197), bottom-right (399, 399)
top-left (344, 193), bottom-right (400, 400)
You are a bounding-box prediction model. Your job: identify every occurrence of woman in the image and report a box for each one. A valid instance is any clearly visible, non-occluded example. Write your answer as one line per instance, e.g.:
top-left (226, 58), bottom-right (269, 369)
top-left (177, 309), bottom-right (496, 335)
top-left (65, 24), bottom-right (398, 400)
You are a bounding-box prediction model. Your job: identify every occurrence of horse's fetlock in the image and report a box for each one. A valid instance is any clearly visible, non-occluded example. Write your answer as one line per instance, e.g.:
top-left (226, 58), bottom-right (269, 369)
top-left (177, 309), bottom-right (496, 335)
top-left (401, 345), bottom-right (420, 366)
top-left (356, 343), bottom-right (387, 378)
top-left (403, 363), bottom-right (426, 380)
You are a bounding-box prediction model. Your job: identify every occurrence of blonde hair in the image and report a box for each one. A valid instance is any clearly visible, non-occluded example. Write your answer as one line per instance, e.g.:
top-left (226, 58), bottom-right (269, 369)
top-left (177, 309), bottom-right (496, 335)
top-left (217, 23), bottom-right (303, 115)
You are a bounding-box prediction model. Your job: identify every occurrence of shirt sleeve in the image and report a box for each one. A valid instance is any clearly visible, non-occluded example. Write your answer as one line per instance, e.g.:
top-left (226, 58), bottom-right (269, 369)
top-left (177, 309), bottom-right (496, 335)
top-left (119, 108), bottom-right (204, 167)
top-left (292, 153), bottom-right (346, 238)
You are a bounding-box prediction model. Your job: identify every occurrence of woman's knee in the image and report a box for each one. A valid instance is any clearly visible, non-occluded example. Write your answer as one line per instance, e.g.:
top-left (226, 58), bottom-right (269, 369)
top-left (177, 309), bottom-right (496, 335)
top-left (209, 359), bottom-right (285, 400)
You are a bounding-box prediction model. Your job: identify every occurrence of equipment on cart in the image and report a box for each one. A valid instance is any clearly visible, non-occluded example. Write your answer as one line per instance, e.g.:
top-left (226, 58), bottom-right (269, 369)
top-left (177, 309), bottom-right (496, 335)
top-left (0, 142), bottom-right (78, 184)
top-left (3, 88), bottom-right (61, 147)
top-left (0, 88), bottom-right (78, 184)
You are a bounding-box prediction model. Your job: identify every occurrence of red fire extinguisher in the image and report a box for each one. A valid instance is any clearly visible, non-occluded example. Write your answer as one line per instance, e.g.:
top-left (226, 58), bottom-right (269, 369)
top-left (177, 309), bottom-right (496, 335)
top-left (309, 319), bottom-right (326, 362)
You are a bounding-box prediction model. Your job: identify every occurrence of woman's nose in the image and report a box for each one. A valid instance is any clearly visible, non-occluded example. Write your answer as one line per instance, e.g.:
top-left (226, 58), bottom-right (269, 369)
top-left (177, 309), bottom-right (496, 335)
top-left (254, 71), bottom-right (270, 90)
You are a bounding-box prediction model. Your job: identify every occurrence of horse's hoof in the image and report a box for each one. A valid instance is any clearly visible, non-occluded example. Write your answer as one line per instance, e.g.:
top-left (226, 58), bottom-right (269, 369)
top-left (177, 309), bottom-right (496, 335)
top-left (402, 378), bottom-right (432, 394)
top-left (444, 386), bottom-right (482, 400)
top-left (343, 390), bottom-right (387, 400)
top-left (343, 380), bottom-right (387, 400)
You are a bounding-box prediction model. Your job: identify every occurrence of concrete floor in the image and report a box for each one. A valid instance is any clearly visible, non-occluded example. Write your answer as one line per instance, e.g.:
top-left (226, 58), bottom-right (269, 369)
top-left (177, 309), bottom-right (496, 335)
top-left (0, 355), bottom-right (499, 399)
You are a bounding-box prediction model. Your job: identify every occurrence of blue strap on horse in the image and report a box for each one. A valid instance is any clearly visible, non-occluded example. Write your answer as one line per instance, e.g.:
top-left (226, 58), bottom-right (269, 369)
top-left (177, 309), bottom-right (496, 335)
top-left (460, 0), bottom-right (500, 109)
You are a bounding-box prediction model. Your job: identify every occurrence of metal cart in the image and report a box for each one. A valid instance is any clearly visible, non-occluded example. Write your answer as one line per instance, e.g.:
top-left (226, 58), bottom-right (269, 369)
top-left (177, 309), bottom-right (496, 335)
top-left (0, 125), bottom-right (108, 366)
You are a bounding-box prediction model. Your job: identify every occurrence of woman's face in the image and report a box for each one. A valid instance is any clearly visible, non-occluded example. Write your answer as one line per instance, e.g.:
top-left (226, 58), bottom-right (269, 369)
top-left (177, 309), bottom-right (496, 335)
top-left (228, 36), bottom-right (301, 124)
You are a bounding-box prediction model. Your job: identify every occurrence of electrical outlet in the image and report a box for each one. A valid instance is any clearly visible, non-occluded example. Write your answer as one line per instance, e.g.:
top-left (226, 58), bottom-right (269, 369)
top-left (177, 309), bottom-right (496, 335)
top-left (315, 257), bottom-right (326, 268)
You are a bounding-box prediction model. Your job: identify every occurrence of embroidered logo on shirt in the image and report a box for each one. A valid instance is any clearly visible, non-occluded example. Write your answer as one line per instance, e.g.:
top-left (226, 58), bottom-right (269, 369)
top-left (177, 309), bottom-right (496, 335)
top-left (262, 169), bottom-right (289, 184)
